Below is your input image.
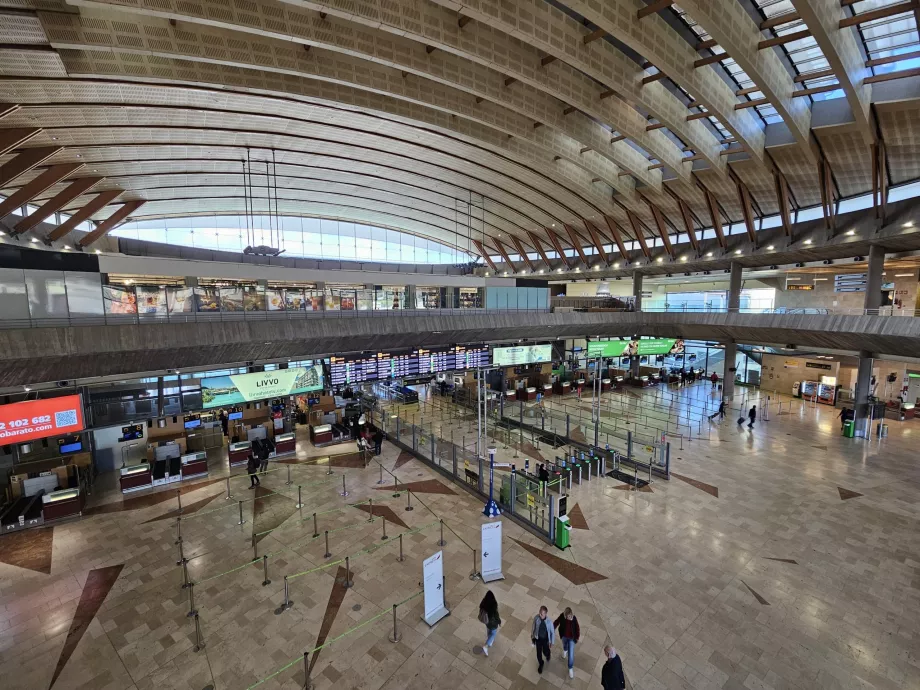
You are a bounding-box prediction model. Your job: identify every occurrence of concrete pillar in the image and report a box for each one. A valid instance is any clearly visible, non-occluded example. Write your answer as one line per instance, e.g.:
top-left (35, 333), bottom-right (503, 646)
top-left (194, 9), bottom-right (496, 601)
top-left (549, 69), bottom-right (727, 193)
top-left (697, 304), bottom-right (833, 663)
top-left (728, 262), bottom-right (742, 311)
top-left (156, 376), bottom-right (164, 417)
top-left (864, 245), bottom-right (885, 312)
top-left (405, 285), bottom-right (416, 310)
top-left (722, 342), bottom-right (737, 401)
top-left (853, 349), bottom-right (874, 437)
top-left (631, 272), bottom-right (643, 378)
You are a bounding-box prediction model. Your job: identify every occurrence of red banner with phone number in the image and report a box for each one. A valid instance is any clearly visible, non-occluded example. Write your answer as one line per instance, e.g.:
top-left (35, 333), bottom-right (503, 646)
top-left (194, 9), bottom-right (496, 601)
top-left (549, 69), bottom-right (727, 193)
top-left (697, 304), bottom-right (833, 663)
top-left (0, 395), bottom-right (84, 444)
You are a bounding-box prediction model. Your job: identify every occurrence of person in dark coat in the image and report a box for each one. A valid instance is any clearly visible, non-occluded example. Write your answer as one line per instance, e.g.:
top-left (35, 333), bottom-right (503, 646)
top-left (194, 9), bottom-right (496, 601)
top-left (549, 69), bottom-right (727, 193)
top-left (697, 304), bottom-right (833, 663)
top-left (246, 452), bottom-right (260, 489)
top-left (554, 607), bottom-right (581, 679)
top-left (748, 405), bottom-right (757, 429)
top-left (601, 646), bottom-right (626, 690)
top-left (373, 429), bottom-right (384, 456)
top-left (478, 590), bottom-right (501, 656)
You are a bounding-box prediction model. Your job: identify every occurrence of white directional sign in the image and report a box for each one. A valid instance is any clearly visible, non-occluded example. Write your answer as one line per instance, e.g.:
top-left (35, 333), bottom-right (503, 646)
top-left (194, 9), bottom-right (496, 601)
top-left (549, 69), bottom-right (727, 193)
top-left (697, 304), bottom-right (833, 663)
top-left (422, 550), bottom-right (450, 626)
top-left (481, 521), bottom-right (504, 583)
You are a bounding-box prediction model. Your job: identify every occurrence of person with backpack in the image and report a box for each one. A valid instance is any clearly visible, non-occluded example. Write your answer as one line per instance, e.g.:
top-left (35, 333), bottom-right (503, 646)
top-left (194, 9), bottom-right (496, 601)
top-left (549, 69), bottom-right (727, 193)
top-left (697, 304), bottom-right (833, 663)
top-left (748, 405), bottom-right (757, 429)
top-left (478, 590), bottom-right (501, 656)
top-left (601, 645), bottom-right (626, 689)
top-left (246, 451), bottom-right (260, 489)
top-left (531, 605), bottom-right (555, 674)
top-left (554, 606), bottom-right (580, 678)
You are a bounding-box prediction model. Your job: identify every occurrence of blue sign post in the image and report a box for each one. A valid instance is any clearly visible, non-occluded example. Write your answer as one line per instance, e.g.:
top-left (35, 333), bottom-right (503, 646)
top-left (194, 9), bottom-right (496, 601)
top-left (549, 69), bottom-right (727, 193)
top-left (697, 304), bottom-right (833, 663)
top-left (483, 446), bottom-right (501, 518)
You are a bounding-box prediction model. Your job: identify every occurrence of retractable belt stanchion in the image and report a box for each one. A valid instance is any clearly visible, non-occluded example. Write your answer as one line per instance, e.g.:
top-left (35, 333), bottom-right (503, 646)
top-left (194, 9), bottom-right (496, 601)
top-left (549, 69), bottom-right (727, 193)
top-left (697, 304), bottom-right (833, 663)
top-left (312, 512), bottom-right (319, 538)
top-left (381, 516), bottom-right (388, 540)
top-left (225, 477), bottom-right (231, 500)
top-left (192, 612), bottom-right (204, 652)
top-left (262, 554), bottom-right (271, 586)
top-left (238, 500), bottom-right (245, 525)
top-left (388, 604), bottom-right (401, 642)
top-left (324, 530), bottom-right (331, 558)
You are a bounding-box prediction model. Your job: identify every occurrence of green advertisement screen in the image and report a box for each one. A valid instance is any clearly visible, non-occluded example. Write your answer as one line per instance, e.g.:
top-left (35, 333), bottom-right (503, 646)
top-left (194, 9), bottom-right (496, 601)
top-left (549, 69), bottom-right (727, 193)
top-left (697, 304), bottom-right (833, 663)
top-left (492, 344), bottom-right (552, 366)
top-left (201, 365), bottom-right (324, 408)
top-left (587, 339), bottom-right (684, 357)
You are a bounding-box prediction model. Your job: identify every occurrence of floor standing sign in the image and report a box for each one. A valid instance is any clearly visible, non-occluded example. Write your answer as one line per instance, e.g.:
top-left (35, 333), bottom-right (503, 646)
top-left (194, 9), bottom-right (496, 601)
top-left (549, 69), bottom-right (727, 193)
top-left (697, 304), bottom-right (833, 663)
top-left (422, 550), bottom-right (450, 627)
top-left (480, 521), bottom-right (504, 583)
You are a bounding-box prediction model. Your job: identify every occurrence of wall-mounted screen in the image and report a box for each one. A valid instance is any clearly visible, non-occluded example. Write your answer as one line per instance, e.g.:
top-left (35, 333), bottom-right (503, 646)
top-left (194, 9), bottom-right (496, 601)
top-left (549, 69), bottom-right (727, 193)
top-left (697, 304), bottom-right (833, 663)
top-left (201, 365), bottom-right (324, 408)
top-left (0, 395), bottom-right (85, 445)
top-left (492, 344), bottom-right (552, 367)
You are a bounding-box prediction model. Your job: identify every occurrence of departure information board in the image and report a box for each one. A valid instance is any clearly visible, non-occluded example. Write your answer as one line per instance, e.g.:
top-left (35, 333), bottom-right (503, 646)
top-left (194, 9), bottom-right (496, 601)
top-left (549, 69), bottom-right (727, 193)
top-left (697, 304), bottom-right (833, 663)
top-left (329, 346), bottom-right (489, 385)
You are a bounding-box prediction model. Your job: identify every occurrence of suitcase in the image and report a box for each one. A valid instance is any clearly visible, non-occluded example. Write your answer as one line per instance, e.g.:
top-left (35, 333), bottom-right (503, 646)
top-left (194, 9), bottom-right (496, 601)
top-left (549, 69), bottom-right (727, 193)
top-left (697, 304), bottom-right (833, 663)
top-left (737, 417), bottom-right (745, 425)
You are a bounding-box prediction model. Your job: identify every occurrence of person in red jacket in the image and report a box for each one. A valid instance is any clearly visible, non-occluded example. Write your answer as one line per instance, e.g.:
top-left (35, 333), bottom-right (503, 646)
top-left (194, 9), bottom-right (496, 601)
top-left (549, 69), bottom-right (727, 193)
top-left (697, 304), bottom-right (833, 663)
top-left (553, 607), bottom-right (580, 679)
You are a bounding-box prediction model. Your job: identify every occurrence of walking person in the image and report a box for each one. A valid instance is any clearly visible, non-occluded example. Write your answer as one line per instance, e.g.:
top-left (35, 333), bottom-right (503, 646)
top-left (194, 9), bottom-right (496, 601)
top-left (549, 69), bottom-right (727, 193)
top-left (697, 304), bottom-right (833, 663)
top-left (748, 405), bottom-right (757, 429)
top-left (246, 452), bottom-right (260, 489)
top-left (478, 590), bottom-right (501, 656)
top-left (258, 442), bottom-right (270, 474)
top-left (711, 371), bottom-right (719, 389)
top-left (709, 399), bottom-right (726, 422)
top-left (531, 605), bottom-right (555, 674)
top-left (553, 607), bottom-right (581, 679)
top-left (601, 646), bottom-right (626, 690)
top-left (373, 428), bottom-right (384, 456)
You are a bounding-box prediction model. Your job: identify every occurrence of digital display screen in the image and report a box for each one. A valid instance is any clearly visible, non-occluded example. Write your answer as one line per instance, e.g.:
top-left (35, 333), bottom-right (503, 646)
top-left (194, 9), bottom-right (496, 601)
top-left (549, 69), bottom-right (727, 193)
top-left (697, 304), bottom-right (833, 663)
top-left (184, 419), bottom-right (201, 429)
top-left (228, 411), bottom-right (243, 420)
top-left (330, 346), bottom-right (490, 385)
top-left (59, 441), bottom-right (83, 454)
top-left (0, 395), bottom-right (85, 444)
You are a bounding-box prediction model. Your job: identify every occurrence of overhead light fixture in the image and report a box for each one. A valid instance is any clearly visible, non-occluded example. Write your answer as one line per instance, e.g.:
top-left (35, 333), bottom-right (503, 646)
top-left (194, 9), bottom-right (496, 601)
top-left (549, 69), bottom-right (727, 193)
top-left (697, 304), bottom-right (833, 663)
top-left (613, 262), bottom-right (619, 268)
top-left (895, 273), bottom-right (914, 277)
top-left (23, 386), bottom-right (30, 392)
top-left (904, 221), bottom-right (915, 228)
top-left (557, 268), bottom-right (563, 273)
top-left (94, 249), bottom-right (101, 254)
top-left (804, 239), bottom-right (812, 245)
top-left (656, 257), bottom-right (663, 263)
top-left (538, 269), bottom-right (544, 274)
top-left (735, 250), bottom-right (741, 255)
top-left (814, 278), bottom-right (828, 281)
top-left (680, 256), bottom-right (687, 262)
top-left (503, 271), bottom-right (508, 276)
top-left (706, 252), bottom-right (713, 257)
top-left (846, 230), bottom-right (855, 236)
top-left (575, 267), bottom-right (581, 272)
top-left (29, 238), bottom-right (38, 243)
top-left (766, 245), bottom-right (774, 250)
top-left (593, 265), bottom-right (599, 270)
top-left (484, 272), bottom-right (489, 276)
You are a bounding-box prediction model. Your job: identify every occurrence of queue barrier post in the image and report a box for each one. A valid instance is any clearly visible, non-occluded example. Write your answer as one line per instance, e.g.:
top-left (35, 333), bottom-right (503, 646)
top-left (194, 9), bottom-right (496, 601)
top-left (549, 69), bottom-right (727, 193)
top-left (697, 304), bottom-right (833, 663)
top-left (312, 512), bottom-right (319, 538)
top-left (405, 489), bottom-right (414, 512)
top-left (367, 499), bottom-right (374, 522)
top-left (381, 516), bottom-right (388, 540)
top-left (471, 548), bottom-right (480, 580)
top-left (262, 554), bottom-right (271, 586)
top-left (296, 485), bottom-right (303, 510)
top-left (176, 535), bottom-right (185, 566)
top-left (187, 581), bottom-right (197, 618)
top-left (344, 556), bottom-right (354, 589)
top-left (238, 500), bottom-right (245, 525)
top-left (181, 558), bottom-right (191, 590)
top-left (388, 603), bottom-right (401, 643)
top-left (340, 475), bottom-right (349, 497)
top-left (177, 488), bottom-right (182, 515)
top-left (303, 652), bottom-right (313, 690)
top-left (225, 476), bottom-right (231, 500)
top-left (279, 575), bottom-right (293, 612)
top-left (324, 530), bottom-right (331, 559)
top-left (438, 519), bottom-right (446, 547)
top-left (397, 533), bottom-right (404, 562)
top-left (377, 462), bottom-right (385, 485)
top-left (392, 476), bottom-right (400, 498)
top-left (193, 612), bottom-right (204, 652)
top-left (175, 515), bottom-right (182, 545)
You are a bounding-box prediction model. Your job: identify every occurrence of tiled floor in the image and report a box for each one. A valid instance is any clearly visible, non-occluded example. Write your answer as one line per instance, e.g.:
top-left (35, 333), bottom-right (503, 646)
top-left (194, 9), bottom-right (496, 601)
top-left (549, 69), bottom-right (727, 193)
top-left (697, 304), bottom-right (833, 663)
top-left (2, 381), bottom-right (920, 690)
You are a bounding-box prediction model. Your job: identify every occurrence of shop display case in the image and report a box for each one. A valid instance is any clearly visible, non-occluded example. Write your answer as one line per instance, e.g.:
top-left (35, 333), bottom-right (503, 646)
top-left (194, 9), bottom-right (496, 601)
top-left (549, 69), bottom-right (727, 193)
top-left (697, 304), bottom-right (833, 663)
top-left (42, 488), bottom-right (84, 522)
top-left (553, 380), bottom-right (571, 395)
top-left (181, 451), bottom-right (209, 480)
top-left (120, 463), bottom-right (152, 493)
top-left (228, 441), bottom-right (252, 468)
top-left (274, 431), bottom-right (296, 457)
top-left (542, 383), bottom-right (553, 397)
top-left (310, 424), bottom-right (333, 445)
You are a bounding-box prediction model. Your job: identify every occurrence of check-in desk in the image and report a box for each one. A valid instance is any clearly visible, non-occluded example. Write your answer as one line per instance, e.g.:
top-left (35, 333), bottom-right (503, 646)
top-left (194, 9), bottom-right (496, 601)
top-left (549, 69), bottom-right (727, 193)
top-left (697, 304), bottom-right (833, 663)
top-left (310, 424), bottom-right (333, 445)
top-left (554, 380), bottom-right (571, 395)
top-left (120, 463), bottom-right (153, 493)
top-left (517, 386), bottom-right (537, 401)
top-left (575, 378), bottom-right (586, 393)
top-left (542, 383), bottom-right (553, 398)
top-left (228, 440), bottom-right (252, 468)
top-left (42, 489), bottom-right (84, 521)
top-left (601, 378), bottom-right (612, 392)
top-left (274, 431), bottom-right (296, 457)
top-left (614, 376), bottom-right (625, 389)
top-left (181, 451), bottom-right (209, 480)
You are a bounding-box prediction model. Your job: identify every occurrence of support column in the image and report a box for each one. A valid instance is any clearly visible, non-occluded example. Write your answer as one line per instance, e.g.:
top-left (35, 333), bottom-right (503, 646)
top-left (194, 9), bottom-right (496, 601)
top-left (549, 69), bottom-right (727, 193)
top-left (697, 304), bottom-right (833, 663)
top-left (722, 342), bottom-right (737, 402)
top-left (853, 350), bottom-right (874, 437)
top-left (864, 245), bottom-right (885, 313)
top-left (728, 261), bottom-right (742, 312)
top-left (631, 272), bottom-right (643, 379)
top-left (156, 376), bottom-right (165, 417)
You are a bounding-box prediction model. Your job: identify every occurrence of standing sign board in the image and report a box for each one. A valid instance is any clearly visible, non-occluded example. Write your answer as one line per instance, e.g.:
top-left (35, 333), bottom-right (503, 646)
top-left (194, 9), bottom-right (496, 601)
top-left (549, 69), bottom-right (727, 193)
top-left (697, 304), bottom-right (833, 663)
top-left (422, 551), bottom-right (450, 626)
top-left (481, 521), bottom-right (504, 583)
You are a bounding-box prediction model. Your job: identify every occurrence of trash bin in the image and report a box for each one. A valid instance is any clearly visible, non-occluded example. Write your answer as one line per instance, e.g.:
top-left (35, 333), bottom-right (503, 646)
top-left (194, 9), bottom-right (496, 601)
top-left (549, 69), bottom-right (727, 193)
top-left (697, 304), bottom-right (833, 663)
top-left (877, 422), bottom-right (889, 438)
top-left (554, 515), bottom-right (571, 550)
top-left (842, 420), bottom-right (854, 438)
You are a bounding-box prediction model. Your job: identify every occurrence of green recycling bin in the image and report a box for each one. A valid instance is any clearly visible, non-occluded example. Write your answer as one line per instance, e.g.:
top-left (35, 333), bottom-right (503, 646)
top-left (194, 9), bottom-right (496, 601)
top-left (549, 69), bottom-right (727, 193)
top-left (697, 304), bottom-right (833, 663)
top-left (843, 420), bottom-right (854, 438)
top-left (555, 515), bottom-right (571, 550)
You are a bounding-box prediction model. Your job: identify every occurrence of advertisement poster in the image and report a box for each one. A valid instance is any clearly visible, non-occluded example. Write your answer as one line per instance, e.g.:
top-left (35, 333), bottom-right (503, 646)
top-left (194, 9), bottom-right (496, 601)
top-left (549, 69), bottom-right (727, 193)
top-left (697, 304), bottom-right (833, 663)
top-left (201, 366), bottom-right (323, 408)
top-left (481, 521), bottom-right (504, 583)
top-left (168, 287), bottom-right (194, 313)
top-left (135, 286), bottom-right (167, 315)
top-left (195, 287), bottom-right (221, 312)
top-left (0, 395), bottom-right (84, 443)
top-left (422, 550), bottom-right (449, 626)
top-left (266, 289), bottom-right (285, 311)
top-left (587, 339), bottom-right (684, 357)
top-left (221, 287), bottom-right (244, 312)
top-left (492, 343), bottom-right (552, 366)
top-left (243, 287), bottom-right (264, 311)
top-left (103, 286), bottom-right (137, 314)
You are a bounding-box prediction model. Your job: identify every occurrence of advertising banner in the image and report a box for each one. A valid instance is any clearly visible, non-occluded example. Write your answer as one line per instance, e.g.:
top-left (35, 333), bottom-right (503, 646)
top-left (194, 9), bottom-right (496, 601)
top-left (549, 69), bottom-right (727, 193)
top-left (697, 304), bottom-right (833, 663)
top-left (201, 366), bottom-right (323, 408)
top-left (481, 521), bottom-right (504, 583)
top-left (0, 395), bottom-right (84, 444)
top-left (587, 339), bottom-right (684, 357)
top-left (492, 343), bottom-right (552, 366)
top-left (422, 550), bottom-right (449, 626)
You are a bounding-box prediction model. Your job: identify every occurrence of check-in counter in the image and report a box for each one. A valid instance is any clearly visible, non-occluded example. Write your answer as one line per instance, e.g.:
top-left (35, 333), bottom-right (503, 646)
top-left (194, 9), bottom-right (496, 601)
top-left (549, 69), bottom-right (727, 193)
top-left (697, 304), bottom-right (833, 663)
top-left (576, 378), bottom-right (586, 393)
top-left (614, 376), bottom-right (625, 389)
top-left (42, 489), bottom-right (84, 521)
top-left (601, 378), bottom-right (612, 392)
top-left (310, 424), bottom-right (333, 445)
top-left (120, 463), bottom-right (152, 493)
top-left (517, 386), bottom-right (537, 401)
top-left (274, 431), bottom-right (296, 457)
top-left (542, 383), bottom-right (553, 397)
top-left (554, 380), bottom-right (571, 395)
top-left (505, 390), bottom-right (517, 401)
top-left (228, 441), bottom-right (252, 468)
top-left (181, 451), bottom-right (209, 480)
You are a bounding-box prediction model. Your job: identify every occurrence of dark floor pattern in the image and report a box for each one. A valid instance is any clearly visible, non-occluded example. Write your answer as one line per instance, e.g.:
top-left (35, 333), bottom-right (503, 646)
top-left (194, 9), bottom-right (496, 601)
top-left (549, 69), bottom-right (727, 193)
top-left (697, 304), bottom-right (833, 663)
top-left (838, 486), bottom-right (864, 500)
top-left (763, 557), bottom-right (798, 564)
top-left (566, 503), bottom-right (589, 530)
top-left (142, 492), bottom-right (223, 524)
top-left (310, 565), bottom-right (350, 672)
top-left (0, 526), bottom-right (54, 574)
top-left (511, 538), bottom-right (606, 586)
top-left (50, 564), bottom-right (124, 689)
top-left (671, 472), bottom-right (719, 498)
top-left (740, 580), bottom-right (771, 606)
top-left (374, 479), bottom-right (455, 496)
top-left (393, 451), bottom-right (415, 470)
top-left (85, 477), bottom-right (224, 515)
top-left (253, 485), bottom-right (299, 543)
top-left (352, 503), bottom-right (409, 529)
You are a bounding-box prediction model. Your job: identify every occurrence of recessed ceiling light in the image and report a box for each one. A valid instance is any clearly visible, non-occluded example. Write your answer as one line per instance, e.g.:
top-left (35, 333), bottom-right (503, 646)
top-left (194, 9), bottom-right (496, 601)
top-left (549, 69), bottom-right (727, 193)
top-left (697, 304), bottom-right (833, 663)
top-left (680, 256), bottom-right (687, 262)
top-left (735, 250), bottom-right (742, 255)
top-left (804, 239), bottom-right (812, 245)
top-left (557, 268), bottom-right (563, 273)
top-left (895, 273), bottom-right (914, 277)
top-left (29, 238), bottom-right (38, 243)
top-left (656, 257), bottom-right (663, 263)
top-left (706, 252), bottom-right (713, 257)
top-left (75, 154), bottom-right (81, 158)
top-left (575, 267), bottom-right (580, 272)
top-left (538, 269), bottom-right (544, 274)
top-left (484, 272), bottom-right (489, 276)
top-left (613, 262), bottom-right (619, 268)
top-left (23, 386), bottom-right (30, 392)
top-left (503, 271), bottom-right (508, 276)
top-left (95, 249), bottom-right (101, 254)
top-left (846, 230), bottom-right (855, 236)
top-left (904, 221), bottom-right (914, 228)
top-left (593, 265), bottom-right (599, 270)
top-left (767, 245), bottom-right (774, 250)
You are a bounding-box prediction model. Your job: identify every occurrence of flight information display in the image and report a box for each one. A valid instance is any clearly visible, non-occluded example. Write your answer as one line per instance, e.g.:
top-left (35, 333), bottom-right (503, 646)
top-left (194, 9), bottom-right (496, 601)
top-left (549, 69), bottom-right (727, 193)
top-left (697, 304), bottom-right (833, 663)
top-left (329, 346), bottom-right (489, 385)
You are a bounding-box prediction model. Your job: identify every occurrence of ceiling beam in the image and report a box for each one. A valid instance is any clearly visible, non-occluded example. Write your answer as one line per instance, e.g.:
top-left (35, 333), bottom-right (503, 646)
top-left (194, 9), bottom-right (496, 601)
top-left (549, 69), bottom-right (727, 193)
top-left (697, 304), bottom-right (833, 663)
top-left (760, 12), bottom-right (800, 29)
top-left (637, 0), bottom-right (675, 19)
top-left (735, 175), bottom-right (758, 243)
top-left (602, 215), bottom-right (629, 260)
top-left (12, 176), bottom-right (104, 235)
top-left (642, 197), bottom-right (674, 257)
top-left (46, 189), bottom-right (123, 243)
top-left (664, 188), bottom-right (699, 252)
top-left (0, 163), bottom-right (84, 220)
top-left (839, 1), bottom-right (915, 28)
top-left (563, 223), bottom-right (590, 266)
top-left (77, 200), bottom-right (146, 248)
top-left (526, 231), bottom-right (553, 267)
top-left (625, 210), bottom-right (651, 259)
top-left (492, 237), bottom-right (516, 270)
top-left (583, 220), bottom-right (609, 265)
top-left (583, 27), bottom-right (606, 44)
top-left (0, 104), bottom-right (19, 121)
top-left (0, 127), bottom-right (41, 157)
top-left (472, 239), bottom-right (499, 272)
top-left (0, 146), bottom-right (62, 188)
top-left (699, 183), bottom-right (727, 248)
top-left (544, 227), bottom-right (573, 268)
top-left (774, 169), bottom-right (793, 236)
top-left (509, 235), bottom-right (535, 272)
top-left (790, 0), bottom-right (874, 145)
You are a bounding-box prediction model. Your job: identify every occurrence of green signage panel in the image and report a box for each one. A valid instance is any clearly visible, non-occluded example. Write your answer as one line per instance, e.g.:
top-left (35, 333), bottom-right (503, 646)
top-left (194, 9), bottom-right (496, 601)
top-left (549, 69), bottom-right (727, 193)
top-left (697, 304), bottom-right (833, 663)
top-left (201, 365), bottom-right (324, 408)
top-left (587, 339), bottom-right (684, 357)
